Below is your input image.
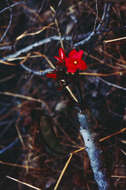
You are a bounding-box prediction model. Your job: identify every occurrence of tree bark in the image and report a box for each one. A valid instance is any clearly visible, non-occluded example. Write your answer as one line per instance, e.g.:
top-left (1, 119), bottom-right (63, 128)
top-left (78, 112), bottom-right (112, 190)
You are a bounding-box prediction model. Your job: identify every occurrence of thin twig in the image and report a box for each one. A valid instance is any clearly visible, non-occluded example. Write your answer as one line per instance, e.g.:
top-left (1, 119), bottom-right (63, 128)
top-left (93, 0), bottom-right (99, 32)
top-left (0, 45), bottom-right (12, 50)
top-left (6, 176), bottom-right (41, 190)
top-left (54, 147), bottom-right (85, 190)
top-left (0, 2), bottom-right (25, 14)
top-left (0, 91), bottom-right (49, 108)
top-left (0, 160), bottom-right (41, 170)
top-left (0, 74), bottom-right (16, 83)
top-left (0, 138), bottom-right (19, 154)
top-left (0, 59), bottom-right (16, 66)
top-left (65, 84), bottom-right (79, 103)
top-left (34, 52), bottom-right (56, 69)
top-left (3, 55), bottom-right (41, 61)
top-left (99, 128), bottom-right (126, 142)
top-left (16, 118), bottom-right (25, 148)
top-left (111, 175), bottom-right (126, 179)
top-left (0, 1), bottom-right (13, 42)
top-left (104, 36), bottom-right (126, 43)
top-left (54, 154), bottom-right (72, 190)
top-left (18, 53), bottom-right (54, 76)
top-left (79, 71), bottom-right (124, 77)
top-left (74, 3), bottom-right (111, 47)
top-left (99, 77), bottom-right (126, 91)
top-left (16, 23), bottom-right (54, 41)
top-left (20, 63), bottom-right (54, 76)
top-left (50, 6), bottom-right (64, 50)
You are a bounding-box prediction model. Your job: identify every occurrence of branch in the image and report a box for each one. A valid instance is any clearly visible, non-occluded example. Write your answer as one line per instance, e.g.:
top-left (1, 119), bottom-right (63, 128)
top-left (0, 1), bottom-right (25, 14)
top-left (0, 138), bottom-right (19, 154)
top-left (20, 63), bottom-right (54, 76)
top-left (0, 45), bottom-right (12, 51)
top-left (99, 77), bottom-right (126, 91)
top-left (78, 112), bottom-right (112, 190)
top-left (74, 3), bottom-right (111, 47)
top-left (1, 36), bottom-right (72, 62)
top-left (0, 5), bottom-right (13, 42)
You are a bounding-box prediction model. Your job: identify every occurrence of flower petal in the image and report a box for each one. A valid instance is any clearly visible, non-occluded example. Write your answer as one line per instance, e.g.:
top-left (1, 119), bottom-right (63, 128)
top-left (79, 60), bottom-right (87, 70)
top-left (69, 49), bottom-right (84, 60)
top-left (59, 48), bottom-right (65, 60)
top-left (65, 57), bottom-right (70, 67)
top-left (77, 50), bottom-right (84, 59)
top-left (54, 56), bottom-right (64, 63)
top-left (69, 49), bottom-right (77, 57)
top-left (66, 66), bottom-right (76, 73)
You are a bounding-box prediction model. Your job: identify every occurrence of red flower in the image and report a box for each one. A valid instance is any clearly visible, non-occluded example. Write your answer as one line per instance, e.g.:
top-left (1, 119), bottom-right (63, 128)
top-left (46, 48), bottom-right (87, 80)
top-left (65, 49), bottom-right (87, 73)
top-left (54, 48), bottom-right (66, 63)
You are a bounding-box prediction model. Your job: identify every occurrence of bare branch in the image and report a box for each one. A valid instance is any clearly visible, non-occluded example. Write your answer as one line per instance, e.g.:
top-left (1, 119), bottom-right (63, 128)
top-left (0, 45), bottom-right (12, 50)
top-left (0, 7), bottom-right (13, 42)
top-left (99, 77), bottom-right (126, 91)
top-left (6, 176), bottom-right (41, 190)
top-left (0, 2), bottom-right (25, 14)
top-left (1, 36), bottom-right (71, 62)
top-left (74, 3), bottom-right (111, 47)
top-left (0, 138), bottom-right (18, 154)
top-left (20, 63), bottom-right (54, 76)
top-left (78, 112), bottom-right (112, 190)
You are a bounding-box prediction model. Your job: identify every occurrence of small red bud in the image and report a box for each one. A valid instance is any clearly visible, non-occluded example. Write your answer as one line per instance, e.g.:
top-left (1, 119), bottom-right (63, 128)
top-left (59, 48), bottom-right (65, 60)
top-left (46, 73), bottom-right (57, 79)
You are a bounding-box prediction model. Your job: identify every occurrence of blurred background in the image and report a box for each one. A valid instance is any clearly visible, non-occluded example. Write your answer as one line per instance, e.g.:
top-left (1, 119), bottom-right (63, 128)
top-left (0, 0), bottom-right (126, 189)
